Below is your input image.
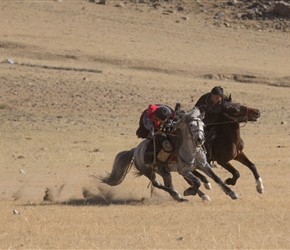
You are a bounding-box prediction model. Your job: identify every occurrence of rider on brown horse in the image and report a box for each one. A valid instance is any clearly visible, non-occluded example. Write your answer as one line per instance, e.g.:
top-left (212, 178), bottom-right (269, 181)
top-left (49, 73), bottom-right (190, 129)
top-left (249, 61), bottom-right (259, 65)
top-left (195, 86), bottom-right (226, 125)
top-left (195, 86), bottom-right (226, 160)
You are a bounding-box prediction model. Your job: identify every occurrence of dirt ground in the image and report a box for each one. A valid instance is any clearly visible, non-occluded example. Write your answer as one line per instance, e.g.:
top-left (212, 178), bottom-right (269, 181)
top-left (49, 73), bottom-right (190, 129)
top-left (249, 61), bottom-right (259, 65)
top-left (0, 1), bottom-right (290, 249)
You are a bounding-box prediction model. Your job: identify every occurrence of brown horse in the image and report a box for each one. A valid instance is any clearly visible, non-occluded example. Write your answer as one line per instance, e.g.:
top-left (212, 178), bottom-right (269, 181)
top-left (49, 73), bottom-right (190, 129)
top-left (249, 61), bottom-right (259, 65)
top-left (176, 96), bottom-right (264, 194)
top-left (202, 95), bottom-right (264, 194)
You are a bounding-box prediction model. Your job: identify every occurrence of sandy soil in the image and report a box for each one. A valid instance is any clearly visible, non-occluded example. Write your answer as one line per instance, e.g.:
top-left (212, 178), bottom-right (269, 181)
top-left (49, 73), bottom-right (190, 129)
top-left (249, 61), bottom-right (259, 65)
top-left (0, 1), bottom-right (290, 249)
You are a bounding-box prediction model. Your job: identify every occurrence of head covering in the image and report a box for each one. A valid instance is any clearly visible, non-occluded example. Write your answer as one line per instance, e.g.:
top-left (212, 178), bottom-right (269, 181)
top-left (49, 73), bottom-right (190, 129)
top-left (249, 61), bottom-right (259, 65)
top-left (211, 86), bottom-right (224, 97)
top-left (155, 106), bottom-right (171, 120)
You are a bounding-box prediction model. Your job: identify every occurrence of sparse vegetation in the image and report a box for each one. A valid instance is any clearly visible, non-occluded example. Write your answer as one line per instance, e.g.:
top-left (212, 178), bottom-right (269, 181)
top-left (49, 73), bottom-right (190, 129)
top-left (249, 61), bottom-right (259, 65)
top-left (0, 103), bottom-right (8, 109)
top-left (0, 1), bottom-right (289, 249)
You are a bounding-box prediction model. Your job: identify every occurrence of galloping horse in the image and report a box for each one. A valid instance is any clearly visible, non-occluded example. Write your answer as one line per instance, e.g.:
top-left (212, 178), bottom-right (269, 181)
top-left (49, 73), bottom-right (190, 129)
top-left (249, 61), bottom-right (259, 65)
top-left (189, 95), bottom-right (264, 194)
top-left (100, 107), bottom-right (238, 202)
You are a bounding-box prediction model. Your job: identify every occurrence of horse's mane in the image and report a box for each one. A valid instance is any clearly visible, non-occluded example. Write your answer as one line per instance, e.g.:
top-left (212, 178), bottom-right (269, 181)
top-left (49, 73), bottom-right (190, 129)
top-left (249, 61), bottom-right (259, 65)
top-left (185, 107), bottom-right (201, 121)
top-left (223, 94), bottom-right (232, 103)
top-left (174, 103), bottom-right (201, 120)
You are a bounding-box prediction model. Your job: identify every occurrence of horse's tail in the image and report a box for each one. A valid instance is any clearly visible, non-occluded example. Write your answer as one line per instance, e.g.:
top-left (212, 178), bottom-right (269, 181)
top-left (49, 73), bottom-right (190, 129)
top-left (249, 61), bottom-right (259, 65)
top-left (100, 148), bottom-right (135, 186)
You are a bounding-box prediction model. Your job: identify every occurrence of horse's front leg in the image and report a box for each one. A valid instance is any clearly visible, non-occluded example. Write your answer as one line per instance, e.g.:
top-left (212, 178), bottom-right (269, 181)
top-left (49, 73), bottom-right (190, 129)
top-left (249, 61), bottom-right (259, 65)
top-left (199, 162), bottom-right (238, 200)
top-left (192, 170), bottom-right (212, 190)
top-left (235, 152), bottom-right (264, 194)
top-left (192, 170), bottom-right (212, 201)
top-left (217, 160), bottom-right (240, 186)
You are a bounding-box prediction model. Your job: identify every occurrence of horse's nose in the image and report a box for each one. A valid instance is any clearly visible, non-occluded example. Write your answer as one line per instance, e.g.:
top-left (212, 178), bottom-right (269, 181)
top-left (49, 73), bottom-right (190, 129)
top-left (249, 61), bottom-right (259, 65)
top-left (255, 110), bottom-right (261, 118)
top-left (196, 137), bottom-right (204, 146)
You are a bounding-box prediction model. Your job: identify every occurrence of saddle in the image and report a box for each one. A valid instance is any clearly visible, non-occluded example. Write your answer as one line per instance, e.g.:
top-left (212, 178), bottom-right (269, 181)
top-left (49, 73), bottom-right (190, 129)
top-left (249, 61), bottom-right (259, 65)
top-left (144, 135), bottom-right (176, 167)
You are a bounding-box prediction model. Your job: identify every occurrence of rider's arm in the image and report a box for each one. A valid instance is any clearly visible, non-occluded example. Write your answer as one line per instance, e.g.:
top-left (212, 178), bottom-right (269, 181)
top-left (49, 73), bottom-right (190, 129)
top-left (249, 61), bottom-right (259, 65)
top-left (195, 93), bottom-right (210, 112)
top-left (143, 113), bottom-right (155, 138)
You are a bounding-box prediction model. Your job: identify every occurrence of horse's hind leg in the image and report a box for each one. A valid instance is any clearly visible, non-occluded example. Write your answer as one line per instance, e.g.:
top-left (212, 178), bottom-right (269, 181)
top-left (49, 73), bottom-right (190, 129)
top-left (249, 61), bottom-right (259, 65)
top-left (183, 172), bottom-right (210, 201)
top-left (143, 167), bottom-right (186, 202)
top-left (159, 166), bottom-right (189, 202)
top-left (235, 152), bottom-right (264, 194)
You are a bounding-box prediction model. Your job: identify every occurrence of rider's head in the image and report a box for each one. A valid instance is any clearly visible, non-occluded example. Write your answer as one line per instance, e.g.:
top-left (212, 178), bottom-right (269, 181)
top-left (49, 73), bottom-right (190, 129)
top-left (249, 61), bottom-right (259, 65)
top-left (211, 86), bottom-right (224, 104)
top-left (155, 106), bottom-right (171, 122)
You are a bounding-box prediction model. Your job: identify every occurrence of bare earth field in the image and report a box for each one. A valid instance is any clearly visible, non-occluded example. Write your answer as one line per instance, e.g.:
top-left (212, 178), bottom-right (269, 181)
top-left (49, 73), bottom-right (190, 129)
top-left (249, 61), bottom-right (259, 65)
top-left (0, 1), bottom-right (290, 249)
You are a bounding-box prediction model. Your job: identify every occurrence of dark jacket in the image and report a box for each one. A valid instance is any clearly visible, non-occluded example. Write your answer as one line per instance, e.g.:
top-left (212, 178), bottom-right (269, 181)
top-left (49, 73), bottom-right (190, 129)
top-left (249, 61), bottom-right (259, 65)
top-left (136, 104), bottom-right (175, 139)
top-left (195, 93), bottom-right (222, 125)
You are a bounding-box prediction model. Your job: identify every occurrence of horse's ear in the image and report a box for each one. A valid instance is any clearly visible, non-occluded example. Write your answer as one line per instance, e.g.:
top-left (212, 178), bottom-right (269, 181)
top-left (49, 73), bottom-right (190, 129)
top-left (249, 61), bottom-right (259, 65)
top-left (200, 111), bottom-right (205, 120)
top-left (228, 94), bottom-right (232, 102)
top-left (175, 102), bottom-right (181, 112)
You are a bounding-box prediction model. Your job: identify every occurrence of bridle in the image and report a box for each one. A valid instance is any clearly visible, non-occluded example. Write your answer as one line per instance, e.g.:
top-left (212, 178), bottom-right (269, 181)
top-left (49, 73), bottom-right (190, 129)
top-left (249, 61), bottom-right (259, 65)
top-left (189, 117), bottom-right (204, 133)
top-left (187, 117), bottom-right (205, 146)
top-left (221, 106), bottom-right (251, 123)
top-left (168, 117), bottom-right (205, 143)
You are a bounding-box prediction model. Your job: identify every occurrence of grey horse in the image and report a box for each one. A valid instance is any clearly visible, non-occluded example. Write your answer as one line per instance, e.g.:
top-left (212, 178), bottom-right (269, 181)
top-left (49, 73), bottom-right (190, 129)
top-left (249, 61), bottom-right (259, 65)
top-left (100, 107), bottom-right (238, 202)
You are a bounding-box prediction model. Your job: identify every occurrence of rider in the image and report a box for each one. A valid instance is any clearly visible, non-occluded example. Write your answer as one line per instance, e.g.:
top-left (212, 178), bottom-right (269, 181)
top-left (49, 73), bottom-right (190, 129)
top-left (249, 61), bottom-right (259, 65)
top-left (136, 104), bottom-right (176, 166)
top-left (194, 86), bottom-right (226, 160)
top-left (195, 86), bottom-right (225, 125)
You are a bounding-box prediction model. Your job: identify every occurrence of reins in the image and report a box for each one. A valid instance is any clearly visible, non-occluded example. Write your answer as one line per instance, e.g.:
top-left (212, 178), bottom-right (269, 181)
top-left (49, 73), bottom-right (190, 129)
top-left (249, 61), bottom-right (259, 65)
top-left (168, 118), bottom-right (204, 140)
top-left (207, 120), bottom-right (248, 127)
top-left (152, 137), bottom-right (157, 169)
top-left (207, 106), bottom-right (252, 127)
top-left (221, 112), bottom-right (249, 123)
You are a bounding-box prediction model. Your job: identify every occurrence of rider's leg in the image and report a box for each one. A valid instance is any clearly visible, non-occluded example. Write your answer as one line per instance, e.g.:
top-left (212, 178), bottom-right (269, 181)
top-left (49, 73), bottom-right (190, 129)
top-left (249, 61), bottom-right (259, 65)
top-left (156, 135), bottom-right (173, 166)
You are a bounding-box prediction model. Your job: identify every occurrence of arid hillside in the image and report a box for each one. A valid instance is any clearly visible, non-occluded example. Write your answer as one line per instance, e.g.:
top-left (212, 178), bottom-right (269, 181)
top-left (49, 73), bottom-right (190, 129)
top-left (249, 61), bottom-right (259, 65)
top-left (0, 1), bottom-right (289, 249)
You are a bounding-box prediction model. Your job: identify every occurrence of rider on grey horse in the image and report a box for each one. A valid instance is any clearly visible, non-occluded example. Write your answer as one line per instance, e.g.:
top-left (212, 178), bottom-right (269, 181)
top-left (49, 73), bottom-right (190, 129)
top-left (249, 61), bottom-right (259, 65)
top-left (136, 104), bottom-right (176, 167)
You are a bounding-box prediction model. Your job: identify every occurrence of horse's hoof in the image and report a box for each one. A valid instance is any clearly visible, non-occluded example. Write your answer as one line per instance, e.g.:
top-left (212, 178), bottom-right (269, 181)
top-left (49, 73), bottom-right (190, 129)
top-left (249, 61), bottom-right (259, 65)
top-left (256, 178), bottom-right (264, 194)
top-left (256, 186), bottom-right (264, 194)
top-left (229, 191), bottom-right (238, 200)
top-left (172, 192), bottom-right (187, 202)
top-left (201, 195), bottom-right (211, 201)
top-left (204, 182), bottom-right (212, 190)
top-left (179, 198), bottom-right (190, 202)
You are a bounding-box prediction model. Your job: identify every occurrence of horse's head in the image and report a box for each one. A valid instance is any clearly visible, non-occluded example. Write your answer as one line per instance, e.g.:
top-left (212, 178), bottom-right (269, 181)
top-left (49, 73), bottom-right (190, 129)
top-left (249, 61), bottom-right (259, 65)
top-left (173, 107), bottom-right (205, 147)
top-left (221, 98), bottom-right (260, 123)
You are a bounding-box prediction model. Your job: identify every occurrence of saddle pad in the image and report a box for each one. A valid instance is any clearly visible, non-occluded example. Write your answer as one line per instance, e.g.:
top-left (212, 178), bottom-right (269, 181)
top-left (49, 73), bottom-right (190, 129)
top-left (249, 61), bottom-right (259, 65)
top-left (144, 139), bottom-right (164, 164)
top-left (144, 139), bottom-right (177, 165)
